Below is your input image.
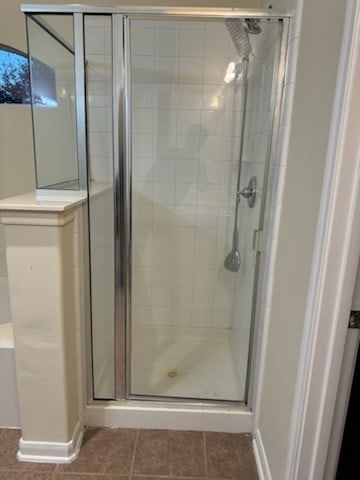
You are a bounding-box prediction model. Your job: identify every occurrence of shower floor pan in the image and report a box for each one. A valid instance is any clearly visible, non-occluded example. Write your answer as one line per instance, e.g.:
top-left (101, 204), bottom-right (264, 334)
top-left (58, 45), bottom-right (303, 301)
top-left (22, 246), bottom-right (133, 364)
top-left (131, 326), bottom-right (245, 402)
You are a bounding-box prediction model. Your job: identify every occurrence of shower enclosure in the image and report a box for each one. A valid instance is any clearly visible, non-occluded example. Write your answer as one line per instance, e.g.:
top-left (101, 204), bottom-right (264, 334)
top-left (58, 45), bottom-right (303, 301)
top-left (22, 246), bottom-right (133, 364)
top-left (24, 6), bottom-right (286, 406)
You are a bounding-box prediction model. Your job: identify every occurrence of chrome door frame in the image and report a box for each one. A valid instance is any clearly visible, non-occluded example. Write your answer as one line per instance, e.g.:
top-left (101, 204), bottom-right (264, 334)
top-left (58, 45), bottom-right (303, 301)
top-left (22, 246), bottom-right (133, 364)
top-left (118, 13), bottom-right (290, 404)
top-left (21, 4), bottom-right (291, 406)
top-left (22, 5), bottom-right (290, 18)
top-left (245, 18), bottom-right (290, 406)
top-left (113, 14), bottom-right (127, 400)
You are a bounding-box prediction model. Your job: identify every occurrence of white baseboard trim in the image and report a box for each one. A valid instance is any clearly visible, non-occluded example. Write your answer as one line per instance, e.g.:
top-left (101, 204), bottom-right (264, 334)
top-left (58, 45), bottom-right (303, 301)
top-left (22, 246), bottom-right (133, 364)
top-left (253, 428), bottom-right (272, 480)
top-left (86, 402), bottom-right (253, 433)
top-left (17, 418), bottom-right (84, 464)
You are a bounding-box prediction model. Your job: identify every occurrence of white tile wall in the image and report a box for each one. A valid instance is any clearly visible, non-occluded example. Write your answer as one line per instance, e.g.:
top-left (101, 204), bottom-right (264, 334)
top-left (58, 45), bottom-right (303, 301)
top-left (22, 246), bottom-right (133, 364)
top-left (130, 19), bottom-right (278, 330)
top-left (84, 17), bottom-right (283, 369)
top-left (85, 17), bottom-right (113, 184)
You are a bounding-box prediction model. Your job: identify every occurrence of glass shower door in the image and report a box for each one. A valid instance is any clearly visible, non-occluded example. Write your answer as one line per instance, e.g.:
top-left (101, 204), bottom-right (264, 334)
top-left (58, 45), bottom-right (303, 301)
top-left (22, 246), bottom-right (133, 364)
top-left (128, 17), bottom-right (281, 402)
top-left (25, 10), bottom-right (284, 404)
top-left (84, 15), bottom-right (116, 400)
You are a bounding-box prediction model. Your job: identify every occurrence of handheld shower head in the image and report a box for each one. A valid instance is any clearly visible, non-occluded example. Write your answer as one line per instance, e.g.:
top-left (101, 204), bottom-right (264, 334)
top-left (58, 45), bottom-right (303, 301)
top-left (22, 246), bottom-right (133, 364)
top-left (224, 229), bottom-right (241, 272)
top-left (225, 18), bottom-right (252, 62)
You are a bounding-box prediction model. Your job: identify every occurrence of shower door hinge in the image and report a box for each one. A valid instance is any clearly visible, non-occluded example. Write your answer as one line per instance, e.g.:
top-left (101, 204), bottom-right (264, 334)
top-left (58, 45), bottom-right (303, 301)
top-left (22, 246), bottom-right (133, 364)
top-left (349, 310), bottom-right (360, 329)
top-left (253, 229), bottom-right (263, 253)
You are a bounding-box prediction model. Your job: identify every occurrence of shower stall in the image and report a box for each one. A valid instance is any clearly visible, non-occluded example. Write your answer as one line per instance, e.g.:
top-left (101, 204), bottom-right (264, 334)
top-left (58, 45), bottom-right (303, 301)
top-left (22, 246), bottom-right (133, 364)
top-left (24, 5), bottom-right (287, 407)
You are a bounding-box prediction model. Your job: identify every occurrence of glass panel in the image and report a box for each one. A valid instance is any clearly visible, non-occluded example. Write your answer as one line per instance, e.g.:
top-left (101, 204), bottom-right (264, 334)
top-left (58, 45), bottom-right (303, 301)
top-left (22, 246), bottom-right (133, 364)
top-left (231, 21), bottom-right (280, 391)
top-left (85, 15), bottom-right (115, 399)
top-left (27, 15), bottom-right (79, 190)
top-left (129, 17), bottom-right (280, 401)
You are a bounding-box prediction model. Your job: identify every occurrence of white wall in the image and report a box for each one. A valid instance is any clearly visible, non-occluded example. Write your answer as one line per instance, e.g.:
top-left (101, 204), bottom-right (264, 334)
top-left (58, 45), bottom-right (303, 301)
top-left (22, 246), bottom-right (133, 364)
top-left (0, 233), bottom-right (11, 325)
top-left (0, 1), bottom-right (34, 325)
top-left (0, 1), bottom-right (36, 201)
top-left (257, 0), bottom-right (348, 478)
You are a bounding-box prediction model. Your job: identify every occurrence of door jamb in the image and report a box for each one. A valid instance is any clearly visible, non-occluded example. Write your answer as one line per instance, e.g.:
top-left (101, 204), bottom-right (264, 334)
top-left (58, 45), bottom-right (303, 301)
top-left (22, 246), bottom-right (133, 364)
top-left (285, 1), bottom-right (360, 478)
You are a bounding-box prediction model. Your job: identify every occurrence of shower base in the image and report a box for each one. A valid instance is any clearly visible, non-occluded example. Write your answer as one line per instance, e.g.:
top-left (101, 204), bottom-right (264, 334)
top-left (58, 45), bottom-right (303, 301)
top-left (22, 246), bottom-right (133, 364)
top-left (131, 326), bottom-right (245, 402)
top-left (87, 326), bottom-right (251, 432)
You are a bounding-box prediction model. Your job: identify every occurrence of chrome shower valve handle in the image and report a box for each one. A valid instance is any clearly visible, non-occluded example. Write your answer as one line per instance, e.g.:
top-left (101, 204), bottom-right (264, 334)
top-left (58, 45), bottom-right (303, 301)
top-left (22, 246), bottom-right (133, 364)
top-left (239, 176), bottom-right (257, 208)
top-left (239, 186), bottom-right (252, 198)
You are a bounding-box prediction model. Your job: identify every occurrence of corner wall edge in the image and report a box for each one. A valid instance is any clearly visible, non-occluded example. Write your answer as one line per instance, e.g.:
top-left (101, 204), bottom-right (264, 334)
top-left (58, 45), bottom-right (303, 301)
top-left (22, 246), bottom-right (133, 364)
top-left (17, 418), bottom-right (84, 464)
top-left (253, 428), bottom-right (272, 480)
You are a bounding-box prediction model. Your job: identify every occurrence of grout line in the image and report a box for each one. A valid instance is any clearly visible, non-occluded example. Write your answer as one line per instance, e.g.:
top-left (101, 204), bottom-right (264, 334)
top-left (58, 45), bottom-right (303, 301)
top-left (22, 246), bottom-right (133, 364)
top-left (203, 431), bottom-right (208, 479)
top-left (129, 429), bottom-right (140, 479)
top-left (0, 468), bottom-right (58, 477)
top-left (53, 473), bottom-right (130, 478)
top-left (128, 476), bottom-right (206, 479)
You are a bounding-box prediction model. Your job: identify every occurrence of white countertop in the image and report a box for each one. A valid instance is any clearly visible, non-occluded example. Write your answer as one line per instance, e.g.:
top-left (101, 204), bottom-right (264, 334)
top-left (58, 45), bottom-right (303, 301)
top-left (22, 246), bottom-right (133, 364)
top-left (0, 181), bottom-right (113, 213)
top-left (0, 192), bottom-right (86, 212)
top-left (0, 180), bottom-right (114, 214)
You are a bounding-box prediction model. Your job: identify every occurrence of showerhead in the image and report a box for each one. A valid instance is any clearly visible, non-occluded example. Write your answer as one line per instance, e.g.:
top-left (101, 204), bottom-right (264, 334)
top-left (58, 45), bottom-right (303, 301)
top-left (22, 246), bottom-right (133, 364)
top-left (224, 229), bottom-right (241, 273)
top-left (224, 248), bottom-right (241, 273)
top-left (225, 18), bottom-right (252, 62)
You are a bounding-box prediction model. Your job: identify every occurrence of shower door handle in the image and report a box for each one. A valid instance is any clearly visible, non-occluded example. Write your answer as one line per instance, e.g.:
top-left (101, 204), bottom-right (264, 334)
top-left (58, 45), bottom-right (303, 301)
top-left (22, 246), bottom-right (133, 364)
top-left (252, 229), bottom-right (263, 253)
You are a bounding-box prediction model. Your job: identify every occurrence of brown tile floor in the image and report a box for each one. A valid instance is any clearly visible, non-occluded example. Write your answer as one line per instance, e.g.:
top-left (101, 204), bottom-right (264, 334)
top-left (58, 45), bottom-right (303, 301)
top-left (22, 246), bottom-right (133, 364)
top-left (0, 427), bottom-right (259, 479)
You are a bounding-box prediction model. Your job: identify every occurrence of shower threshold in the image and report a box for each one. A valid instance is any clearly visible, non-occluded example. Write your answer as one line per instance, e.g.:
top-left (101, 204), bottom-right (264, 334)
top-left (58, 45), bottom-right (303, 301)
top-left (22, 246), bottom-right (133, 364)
top-left (85, 397), bottom-right (252, 433)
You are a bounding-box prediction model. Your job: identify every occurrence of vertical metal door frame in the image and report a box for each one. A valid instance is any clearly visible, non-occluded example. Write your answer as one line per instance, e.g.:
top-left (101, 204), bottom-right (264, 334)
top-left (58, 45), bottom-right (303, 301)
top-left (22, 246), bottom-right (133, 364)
top-left (73, 12), bottom-right (95, 402)
top-left (114, 14), bottom-right (289, 404)
top-left (123, 16), bottom-right (132, 400)
top-left (246, 18), bottom-right (290, 407)
top-left (113, 13), bottom-right (130, 400)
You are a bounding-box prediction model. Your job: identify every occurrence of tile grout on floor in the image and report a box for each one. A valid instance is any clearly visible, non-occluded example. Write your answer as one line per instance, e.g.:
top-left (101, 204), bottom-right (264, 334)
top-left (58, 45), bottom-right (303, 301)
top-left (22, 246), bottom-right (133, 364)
top-left (129, 429), bottom-right (140, 478)
top-left (203, 431), bottom-right (208, 479)
top-left (0, 427), bottom-right (259, 480)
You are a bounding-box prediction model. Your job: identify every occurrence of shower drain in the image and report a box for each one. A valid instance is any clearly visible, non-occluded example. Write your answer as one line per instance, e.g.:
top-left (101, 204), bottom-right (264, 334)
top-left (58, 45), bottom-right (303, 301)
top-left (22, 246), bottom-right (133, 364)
top-left (164, 369), bottom-right (180, 379)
